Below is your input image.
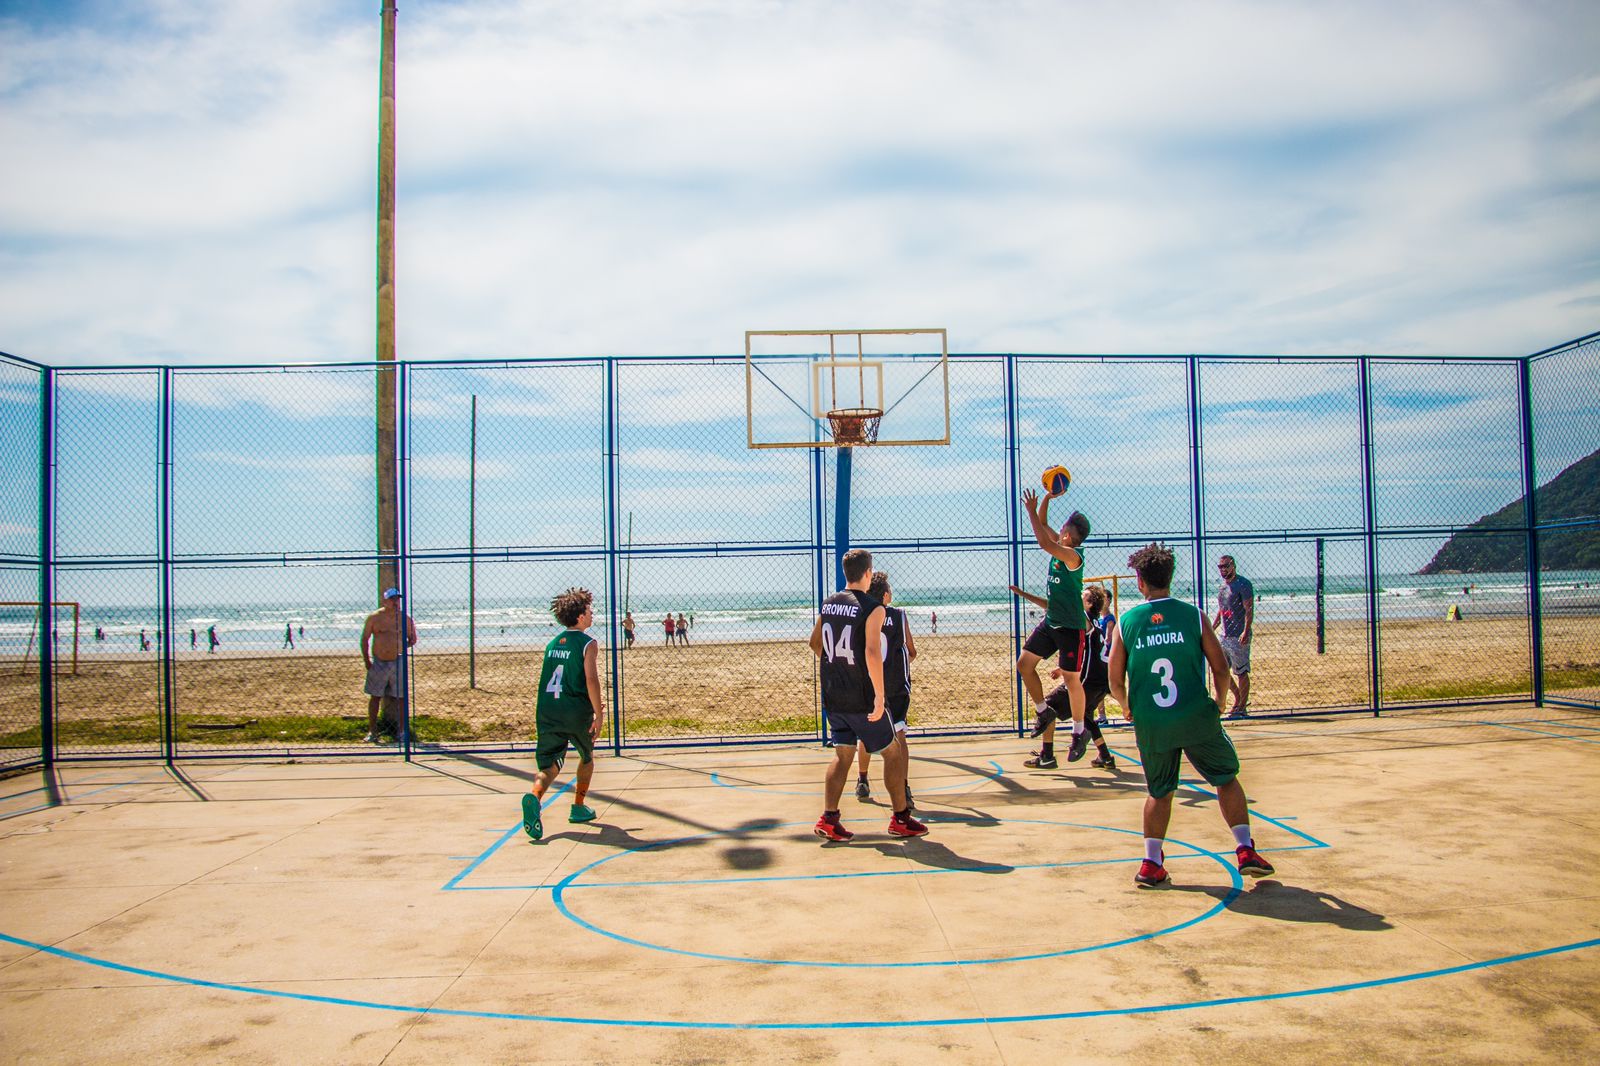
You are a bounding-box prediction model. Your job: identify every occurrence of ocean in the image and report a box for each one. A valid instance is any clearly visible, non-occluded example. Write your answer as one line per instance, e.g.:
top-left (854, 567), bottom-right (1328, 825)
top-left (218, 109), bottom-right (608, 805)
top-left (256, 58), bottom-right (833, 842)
top-left (4, 570), bottom-right (1597, 655)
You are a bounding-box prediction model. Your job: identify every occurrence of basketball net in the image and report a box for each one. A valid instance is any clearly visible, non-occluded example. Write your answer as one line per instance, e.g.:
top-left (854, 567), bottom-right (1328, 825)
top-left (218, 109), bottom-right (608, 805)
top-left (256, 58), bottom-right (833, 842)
top-left (826, 407), bottom-right (883, 446)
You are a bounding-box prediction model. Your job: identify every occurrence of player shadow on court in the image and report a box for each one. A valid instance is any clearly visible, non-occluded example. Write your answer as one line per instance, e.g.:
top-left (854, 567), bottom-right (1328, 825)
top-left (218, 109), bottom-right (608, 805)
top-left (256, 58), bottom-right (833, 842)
top-left (1164, 879), bottom-right (1392, 931)
top-left (540, 813), bottom-right (785, 873)
top-left (861, 836), bottom-right (1015, 875)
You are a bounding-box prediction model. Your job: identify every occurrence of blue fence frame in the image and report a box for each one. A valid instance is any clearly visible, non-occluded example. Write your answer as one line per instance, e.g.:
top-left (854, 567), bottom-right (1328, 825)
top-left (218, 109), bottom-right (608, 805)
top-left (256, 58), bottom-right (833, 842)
top-left (1, 331), bottom-right (1596, 768)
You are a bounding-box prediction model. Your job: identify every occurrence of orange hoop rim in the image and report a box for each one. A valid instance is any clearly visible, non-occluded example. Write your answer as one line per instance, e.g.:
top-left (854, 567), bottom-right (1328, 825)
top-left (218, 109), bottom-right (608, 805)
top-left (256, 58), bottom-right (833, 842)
top-left (825, 407), bottom-right (883, 446)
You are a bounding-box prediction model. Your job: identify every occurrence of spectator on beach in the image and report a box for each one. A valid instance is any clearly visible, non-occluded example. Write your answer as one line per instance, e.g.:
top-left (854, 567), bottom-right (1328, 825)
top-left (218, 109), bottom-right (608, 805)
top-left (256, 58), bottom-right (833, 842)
top-left (95, 626), bottom-right (104, 642)
top-left (1212, 555), bottom-right (1254, 719)
top-left (139, 628), bottom-right (149, 652)
top-left (676, 613), bottom-right (689, 646)
top-left (283, 624), bottom-right (295, 650)
top-left (189, 628), bottom-right (196, 650)
top-left (361, 588), bottom-right (417, 743)
top-left (207, 625), bottom-right (220, 654)
top-left (930, 610), bottom-right (938, 635)
top-left (623, 611), bottom-right (636, 649)
top-left (663, 613), bottom-right (675, 646)
top-left (688, 611), bottom-right (695, 631)
top-left (298, 624), bottom-right (304, 639)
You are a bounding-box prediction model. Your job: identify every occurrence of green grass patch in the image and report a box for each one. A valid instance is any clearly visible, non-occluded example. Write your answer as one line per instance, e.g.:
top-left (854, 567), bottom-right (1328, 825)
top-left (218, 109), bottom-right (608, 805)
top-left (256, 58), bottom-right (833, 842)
top-left (0, 713), bottom-right (476, 748)
top-left (625, 712), bottom-right (818, 736)
top-left (1382, 677), bottom-right (1532, 702)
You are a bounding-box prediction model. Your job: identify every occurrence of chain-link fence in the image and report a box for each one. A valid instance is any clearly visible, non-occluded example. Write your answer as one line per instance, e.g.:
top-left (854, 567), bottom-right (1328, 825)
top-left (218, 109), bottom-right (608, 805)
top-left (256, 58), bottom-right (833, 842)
top-left (3, 333), bottom-right (1595, 763)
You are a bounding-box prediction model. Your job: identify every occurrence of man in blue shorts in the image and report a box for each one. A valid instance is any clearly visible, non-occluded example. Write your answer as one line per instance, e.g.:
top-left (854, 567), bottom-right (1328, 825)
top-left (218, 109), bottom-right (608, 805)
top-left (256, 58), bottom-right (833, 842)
top-left (812, 548), bottom-right (927, 842)
top-left (1108, 543), bottom-right (1274, 888)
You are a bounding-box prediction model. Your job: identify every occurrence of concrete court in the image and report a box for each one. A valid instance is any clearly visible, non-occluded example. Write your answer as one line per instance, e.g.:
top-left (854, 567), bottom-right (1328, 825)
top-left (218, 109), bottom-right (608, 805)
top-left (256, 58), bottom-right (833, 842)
top-left (0, 706), bottom-right (1597, 1065)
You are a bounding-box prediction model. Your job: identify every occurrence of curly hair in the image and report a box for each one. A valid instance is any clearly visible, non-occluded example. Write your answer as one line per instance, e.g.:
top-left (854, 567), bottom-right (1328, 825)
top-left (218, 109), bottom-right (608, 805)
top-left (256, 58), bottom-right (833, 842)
top-left (1084, 584), bottom-right (1109, 618)
top-left (868, 571), bottom-right (891, 600)
top-left (1126, 543), bottom-right (1176, 590)
top-left (550, 587), bottom-right (594, 628)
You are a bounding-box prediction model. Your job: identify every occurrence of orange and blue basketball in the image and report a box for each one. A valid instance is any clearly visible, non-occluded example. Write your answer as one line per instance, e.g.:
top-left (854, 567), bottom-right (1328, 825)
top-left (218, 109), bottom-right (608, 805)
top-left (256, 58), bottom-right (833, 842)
top-left (1041, 465), bottom-right (1071, 494)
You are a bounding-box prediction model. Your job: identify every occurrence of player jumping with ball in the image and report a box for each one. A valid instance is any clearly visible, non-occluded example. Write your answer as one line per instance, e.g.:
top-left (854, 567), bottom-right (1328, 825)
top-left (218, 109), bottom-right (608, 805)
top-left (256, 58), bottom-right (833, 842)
top-left (1015, 484), bottom-right (1094, 765)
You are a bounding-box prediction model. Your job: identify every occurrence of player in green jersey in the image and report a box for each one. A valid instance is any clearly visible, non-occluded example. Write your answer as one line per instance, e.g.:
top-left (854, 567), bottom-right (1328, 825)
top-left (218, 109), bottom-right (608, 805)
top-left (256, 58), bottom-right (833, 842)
top-left (1015, 486), bottom-right (1094, 763)
top-left (522, 587), bottom-right (607, 842)
top-left (1107, 543), bottom-right (1274, 888)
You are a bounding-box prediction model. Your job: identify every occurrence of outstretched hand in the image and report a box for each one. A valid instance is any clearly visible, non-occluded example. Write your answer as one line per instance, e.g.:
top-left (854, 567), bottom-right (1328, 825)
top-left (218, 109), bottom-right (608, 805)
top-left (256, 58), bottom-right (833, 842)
top-left (1021, 488), bottom-right (1040, 513)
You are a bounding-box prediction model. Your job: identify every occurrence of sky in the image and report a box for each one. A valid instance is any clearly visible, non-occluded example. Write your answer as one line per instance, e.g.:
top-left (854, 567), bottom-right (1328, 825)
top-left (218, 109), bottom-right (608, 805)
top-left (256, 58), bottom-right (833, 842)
top-left (1, 0), bottom-right (1597, 365)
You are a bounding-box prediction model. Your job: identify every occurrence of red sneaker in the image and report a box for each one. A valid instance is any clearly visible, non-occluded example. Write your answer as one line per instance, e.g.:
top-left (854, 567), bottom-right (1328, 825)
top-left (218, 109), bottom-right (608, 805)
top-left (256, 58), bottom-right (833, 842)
top-left (813, 815), bottom-right (855, 843)
top-left (1134, 859), bottom-right (1169, 888)
top-left (887, 812), bottom-right (929, 837)
top-left (1236, 844), bottom-right (1274, 878)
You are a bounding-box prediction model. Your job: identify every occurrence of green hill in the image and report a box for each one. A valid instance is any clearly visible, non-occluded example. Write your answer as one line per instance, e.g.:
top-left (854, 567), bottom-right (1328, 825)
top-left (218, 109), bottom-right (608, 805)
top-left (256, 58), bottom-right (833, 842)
top-left (1419, 448), bottom-right (1600, 574)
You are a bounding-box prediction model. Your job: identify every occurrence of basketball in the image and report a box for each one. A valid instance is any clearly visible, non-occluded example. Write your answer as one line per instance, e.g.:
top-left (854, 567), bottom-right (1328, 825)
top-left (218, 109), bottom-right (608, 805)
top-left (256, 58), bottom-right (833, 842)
top-left (1041, 465), bottom-right (1072, 494)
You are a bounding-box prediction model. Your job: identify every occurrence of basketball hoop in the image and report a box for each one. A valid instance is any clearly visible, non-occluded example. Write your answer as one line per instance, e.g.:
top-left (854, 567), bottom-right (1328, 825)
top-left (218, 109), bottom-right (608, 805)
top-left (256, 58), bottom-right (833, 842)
top-left (826, 407), bottom-right (882, 446)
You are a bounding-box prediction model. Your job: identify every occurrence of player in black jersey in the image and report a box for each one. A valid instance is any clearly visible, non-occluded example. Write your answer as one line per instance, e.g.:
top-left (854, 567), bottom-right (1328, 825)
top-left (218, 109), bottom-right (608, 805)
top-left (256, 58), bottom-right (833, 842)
top-left (853, 571), bottom-right (918, 808)
top-left (811, 548), bottom-right (928, 841)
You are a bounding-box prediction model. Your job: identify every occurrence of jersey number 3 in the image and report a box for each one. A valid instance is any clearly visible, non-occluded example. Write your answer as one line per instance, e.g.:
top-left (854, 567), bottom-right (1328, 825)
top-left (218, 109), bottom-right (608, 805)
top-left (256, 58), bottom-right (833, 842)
top-left (1150, 658), bottom-right (1178, 708)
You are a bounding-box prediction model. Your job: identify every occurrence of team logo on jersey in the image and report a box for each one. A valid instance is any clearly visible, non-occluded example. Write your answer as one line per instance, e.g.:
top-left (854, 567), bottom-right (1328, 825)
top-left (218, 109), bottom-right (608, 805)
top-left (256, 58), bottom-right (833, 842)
top-left (558, 636), bottom-right (567, 644)
top-left (1151, 612), bottom-right (1164, 624)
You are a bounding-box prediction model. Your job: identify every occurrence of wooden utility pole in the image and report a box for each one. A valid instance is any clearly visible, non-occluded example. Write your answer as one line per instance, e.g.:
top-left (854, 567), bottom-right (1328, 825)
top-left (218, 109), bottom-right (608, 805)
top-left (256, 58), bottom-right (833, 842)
top-left (376, 1), bottom-right (399, 597)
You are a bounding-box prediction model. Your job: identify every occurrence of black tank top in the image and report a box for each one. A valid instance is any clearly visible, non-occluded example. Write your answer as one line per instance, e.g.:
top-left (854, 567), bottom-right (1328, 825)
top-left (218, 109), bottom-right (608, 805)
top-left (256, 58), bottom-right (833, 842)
top-left (818, 589), bottom-right (880, 715)
top-left (1081, 616), bottom-right (1111, 687)
top-left (881, 605), bottom-right (910, 700)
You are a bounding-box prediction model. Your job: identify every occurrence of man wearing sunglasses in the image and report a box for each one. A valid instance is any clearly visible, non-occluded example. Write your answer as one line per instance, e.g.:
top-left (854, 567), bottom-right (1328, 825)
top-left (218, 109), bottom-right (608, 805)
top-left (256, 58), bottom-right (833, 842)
top-left (1212, 556), bottom-right (1254, 718)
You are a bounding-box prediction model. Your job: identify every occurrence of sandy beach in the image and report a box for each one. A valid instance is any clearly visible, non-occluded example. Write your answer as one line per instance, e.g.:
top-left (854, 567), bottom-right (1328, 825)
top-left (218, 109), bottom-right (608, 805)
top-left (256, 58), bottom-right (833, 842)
top-left (2, 613), bottom-right (1594, 749)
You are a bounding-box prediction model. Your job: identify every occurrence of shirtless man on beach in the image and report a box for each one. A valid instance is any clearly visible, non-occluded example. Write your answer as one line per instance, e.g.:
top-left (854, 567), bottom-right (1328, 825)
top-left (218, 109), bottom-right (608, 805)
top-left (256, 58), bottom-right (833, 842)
top-left (361, 588), bottom-right (417, 743)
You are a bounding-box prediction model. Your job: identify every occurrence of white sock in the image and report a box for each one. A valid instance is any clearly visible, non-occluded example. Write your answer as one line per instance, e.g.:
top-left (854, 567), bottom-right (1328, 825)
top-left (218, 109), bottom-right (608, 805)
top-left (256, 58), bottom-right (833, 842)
top-left (1231, 824), bottom-right (1254, 849)
top-left (1144, 838), bottom-right (1163, 863)
top-left (1072, 719), bottom-right (1085, 735)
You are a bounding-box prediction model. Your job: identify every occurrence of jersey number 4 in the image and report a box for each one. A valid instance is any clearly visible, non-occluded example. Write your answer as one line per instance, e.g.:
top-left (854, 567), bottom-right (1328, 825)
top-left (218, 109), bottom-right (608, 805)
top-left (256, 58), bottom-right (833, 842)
top-left (545, 665), bottom-right (565, 697)
top-left (819, 623), bottom-right (855, 664)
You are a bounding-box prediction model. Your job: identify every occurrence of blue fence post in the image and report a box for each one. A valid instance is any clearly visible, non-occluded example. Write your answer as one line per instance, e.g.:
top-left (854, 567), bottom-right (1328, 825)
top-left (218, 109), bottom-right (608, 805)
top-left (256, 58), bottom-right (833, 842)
top-left (398, 360), bottom-right (413, 762)
top-left (1358, 357), bottom-right (1382, 716)
top-left (811, 440), bottom-right (828, 745)
top-left (605, 357), bottom-right (624, 755)
top-left (1005, 353), bottom-right (1024, 735)
top-left (1518, 356), bottom-right (1544, 706)
top-left (1187, 356), bottom-right (1206, 609)
top-left (38, 366), bottom-right (55, 767)
top-left (159, 367), bottom-right (175, 764)
top-left (833, 447), bottom-right (851, 591)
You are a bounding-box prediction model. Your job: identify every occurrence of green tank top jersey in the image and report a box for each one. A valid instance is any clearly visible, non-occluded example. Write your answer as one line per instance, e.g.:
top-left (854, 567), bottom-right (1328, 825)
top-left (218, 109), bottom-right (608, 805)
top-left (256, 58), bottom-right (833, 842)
top-left (1046, 553), bottom-right (1087, 629)
top-left (1120, 597), bottom-right (1219, 750)
top-left (536, 629), bottom-right (595, 729)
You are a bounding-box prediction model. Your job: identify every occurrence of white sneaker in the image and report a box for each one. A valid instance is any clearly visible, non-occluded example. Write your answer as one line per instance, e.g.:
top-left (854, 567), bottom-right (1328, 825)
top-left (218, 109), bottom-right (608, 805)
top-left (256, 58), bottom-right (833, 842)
top-left (363, 732), bottom-right (376, 743)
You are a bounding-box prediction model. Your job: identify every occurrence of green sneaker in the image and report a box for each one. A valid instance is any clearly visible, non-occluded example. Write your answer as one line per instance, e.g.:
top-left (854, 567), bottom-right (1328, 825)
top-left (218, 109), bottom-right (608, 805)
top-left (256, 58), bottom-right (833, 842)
top-left (521, 793), bottom-right (543, 841)
top-left (569, 803), bottom-right (598, 823)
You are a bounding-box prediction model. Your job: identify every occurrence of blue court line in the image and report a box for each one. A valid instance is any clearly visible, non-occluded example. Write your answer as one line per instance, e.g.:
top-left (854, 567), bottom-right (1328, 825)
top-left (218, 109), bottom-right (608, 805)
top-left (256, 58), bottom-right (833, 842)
top-left (0, 928), bottom-right (1592, 1030)
top-left (547, 819), bottom-right (1244, 968)
top-left (440, 781), bottom-right (572, 892)
top-left (709, 760), bottom-right (1005, 796)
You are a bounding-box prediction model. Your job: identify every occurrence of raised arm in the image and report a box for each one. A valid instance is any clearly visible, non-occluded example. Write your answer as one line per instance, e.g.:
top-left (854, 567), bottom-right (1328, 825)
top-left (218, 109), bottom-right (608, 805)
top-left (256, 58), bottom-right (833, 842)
top-left (1022, 489), bottom-right (1080, 566)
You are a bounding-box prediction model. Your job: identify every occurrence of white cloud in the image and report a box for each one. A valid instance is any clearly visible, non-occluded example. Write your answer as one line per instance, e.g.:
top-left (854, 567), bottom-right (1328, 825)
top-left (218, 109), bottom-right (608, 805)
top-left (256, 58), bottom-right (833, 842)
top-left (0, 0), bottom-right (1596, 369)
